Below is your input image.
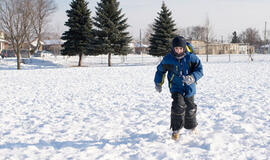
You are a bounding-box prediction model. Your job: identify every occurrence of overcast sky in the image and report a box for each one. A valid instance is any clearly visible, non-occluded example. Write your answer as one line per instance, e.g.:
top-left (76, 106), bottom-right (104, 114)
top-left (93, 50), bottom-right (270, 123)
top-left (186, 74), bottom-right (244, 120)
top-left (49, 0), bottom-right (270, 41)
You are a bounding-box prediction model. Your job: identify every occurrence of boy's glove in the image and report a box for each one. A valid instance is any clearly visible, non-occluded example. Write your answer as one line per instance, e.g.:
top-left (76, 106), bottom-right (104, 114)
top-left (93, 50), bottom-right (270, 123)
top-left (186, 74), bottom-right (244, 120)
top-left (155, 84), bottom-right (162, 93)
top-left (183, 75), bottom-right (195, 85)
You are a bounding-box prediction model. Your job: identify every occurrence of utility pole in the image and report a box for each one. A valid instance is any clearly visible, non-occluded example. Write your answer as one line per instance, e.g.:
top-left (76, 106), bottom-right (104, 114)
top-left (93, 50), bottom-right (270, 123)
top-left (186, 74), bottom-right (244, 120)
top-left (140, 29), bottom-right (142, 54)
top-left (221, 35), bottom-right (225, 54)
top-left (140, 29), bottom-right (143, 63)
top-left (221, 36), bottom-right (223, 43)
top-left (264, 21), bottom-right (267, 54)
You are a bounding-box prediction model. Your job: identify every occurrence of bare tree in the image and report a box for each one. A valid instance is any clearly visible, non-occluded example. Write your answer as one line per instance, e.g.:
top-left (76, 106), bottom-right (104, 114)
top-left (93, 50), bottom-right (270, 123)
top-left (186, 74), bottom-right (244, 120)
top-left (204, 15), bottom-right (215, 62)
top-left (142, 24), bottom-right (153, 45)
top-left (30, 0), bottom-right (56, 53)
top-left (240, 28), bottom-right (262, 61)
top-left (0, 0), bottom-right (56, 69)
top-left (176, 27), bottom-right (190, 39)
top-left (240, 28), bottom-right (262, 47)
top-left (190, 26), bottom-right (206, 41)
top-left (42, 31), bottom-right (61, 40)
top-left (0, 0), bottom-right (32, 69)
top-left (177, 26), bottom-right (206, 41)
top-left (25, 12), bottom-right (35, 58)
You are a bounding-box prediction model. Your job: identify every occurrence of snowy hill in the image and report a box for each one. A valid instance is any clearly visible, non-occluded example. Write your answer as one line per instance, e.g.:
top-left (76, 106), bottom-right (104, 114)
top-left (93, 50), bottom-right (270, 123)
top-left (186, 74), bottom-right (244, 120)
top-left (0, 54), bottom-right (270, 159)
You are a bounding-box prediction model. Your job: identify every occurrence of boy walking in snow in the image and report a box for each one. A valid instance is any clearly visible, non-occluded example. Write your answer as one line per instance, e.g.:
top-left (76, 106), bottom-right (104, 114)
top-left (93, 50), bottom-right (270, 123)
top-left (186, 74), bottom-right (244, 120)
top-left (154, 36), bottom-right (203, 140)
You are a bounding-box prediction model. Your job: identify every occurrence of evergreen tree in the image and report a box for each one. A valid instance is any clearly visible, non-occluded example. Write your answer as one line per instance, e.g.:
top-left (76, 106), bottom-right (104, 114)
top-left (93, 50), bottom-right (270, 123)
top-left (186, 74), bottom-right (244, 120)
top-left (149, 2), bottom-right (177, 57)
top-left (92, 0), bottom-right (132, 66)
top-left (231, 31), bottom-right (240, 43)
top-left (61, 0), bottom-right (93, 66)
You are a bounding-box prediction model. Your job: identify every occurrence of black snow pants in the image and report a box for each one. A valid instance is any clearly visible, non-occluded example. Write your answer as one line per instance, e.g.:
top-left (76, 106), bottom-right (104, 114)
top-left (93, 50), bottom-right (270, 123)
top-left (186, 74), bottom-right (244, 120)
top-left (170, 93), bottom-right (198, 131)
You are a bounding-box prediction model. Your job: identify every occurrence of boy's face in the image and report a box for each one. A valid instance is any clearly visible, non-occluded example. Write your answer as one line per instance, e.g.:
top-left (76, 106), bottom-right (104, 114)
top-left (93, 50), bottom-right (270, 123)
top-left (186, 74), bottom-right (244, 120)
top-left (174, 47), bottom-right (184, 54)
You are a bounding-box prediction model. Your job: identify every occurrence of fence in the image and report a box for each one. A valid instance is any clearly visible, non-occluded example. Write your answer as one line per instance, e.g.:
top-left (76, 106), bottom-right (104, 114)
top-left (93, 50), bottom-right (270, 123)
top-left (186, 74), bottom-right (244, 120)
top-left (48, 53), bottom-right (270, 67)
top-left (2, 53), bottom-right (270, 68)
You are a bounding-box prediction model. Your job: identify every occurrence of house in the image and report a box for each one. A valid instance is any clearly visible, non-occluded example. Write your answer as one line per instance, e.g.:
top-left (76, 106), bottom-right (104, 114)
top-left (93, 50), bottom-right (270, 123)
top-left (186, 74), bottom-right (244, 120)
top-left (128, 42), bottom-right (135, 53)
top-left (190, 40), bottom-right (206, 54)
top-left (21, 38), bottom-right (44, 52)
top-left (134, 42), bottom-right (149, 54)
top-left (0, 31), bottom-right (8, 53)
top-left (43, 39), bottom-right (64, 55)
top-left (239, 43), bottom-right (254, 54)
top-left (190, 40), bottom-right (254, 55)
top-left (210, 43), bottom-right (239, 54)
top-left (31, 38), bottom-right (44, 51)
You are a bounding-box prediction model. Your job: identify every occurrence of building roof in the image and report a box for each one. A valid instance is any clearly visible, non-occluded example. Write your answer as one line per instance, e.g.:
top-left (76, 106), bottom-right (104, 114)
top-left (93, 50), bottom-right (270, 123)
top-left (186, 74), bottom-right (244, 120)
top-left (31, 39), bottom-right (44, 46)
top-left (135, 43), bottom-right (149, 48)
top-left (0, 38), bottom-right (8, 43)
top-left (43, 40), bottom-right (64, 45)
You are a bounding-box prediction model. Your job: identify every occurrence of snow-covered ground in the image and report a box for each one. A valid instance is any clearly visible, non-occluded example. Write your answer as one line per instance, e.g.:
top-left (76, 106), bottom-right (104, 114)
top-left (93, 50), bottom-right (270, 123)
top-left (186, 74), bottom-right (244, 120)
top-left (0, 54), bottom-right (270, 159)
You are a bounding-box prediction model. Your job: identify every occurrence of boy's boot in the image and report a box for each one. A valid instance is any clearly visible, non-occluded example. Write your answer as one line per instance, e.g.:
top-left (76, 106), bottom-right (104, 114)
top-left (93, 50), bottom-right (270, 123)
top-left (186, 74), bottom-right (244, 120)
top-left (190, 128), bottom-right (197, 135)
top-left (171, 130), bottom-right (180, 140)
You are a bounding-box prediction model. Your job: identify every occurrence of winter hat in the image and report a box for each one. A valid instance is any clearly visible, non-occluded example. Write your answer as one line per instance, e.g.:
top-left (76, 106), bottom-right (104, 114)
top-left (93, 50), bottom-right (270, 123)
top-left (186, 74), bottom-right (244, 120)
top-left (172, 36), bottom-right (186, 51)
top-left (171, 36), bottom-right (186, 60)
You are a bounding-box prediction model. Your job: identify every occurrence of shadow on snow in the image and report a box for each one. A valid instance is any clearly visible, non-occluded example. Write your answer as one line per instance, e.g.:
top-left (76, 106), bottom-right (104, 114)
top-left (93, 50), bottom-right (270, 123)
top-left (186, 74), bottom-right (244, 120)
top-left (0, 132), bottom-right (159, 150)
top-left (0, 58), bottom-right (63, 70)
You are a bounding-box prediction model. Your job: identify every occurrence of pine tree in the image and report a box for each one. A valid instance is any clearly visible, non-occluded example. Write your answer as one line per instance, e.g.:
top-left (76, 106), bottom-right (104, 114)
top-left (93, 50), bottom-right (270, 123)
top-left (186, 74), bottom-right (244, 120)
top-left (61, 0), bottom-right (93, 66)
top-left (231, 31), bottom-right (240, 43)
top-left (149, 2), bottom-right (177, 57)
top-left (91, 0), bottom-right (132, 66)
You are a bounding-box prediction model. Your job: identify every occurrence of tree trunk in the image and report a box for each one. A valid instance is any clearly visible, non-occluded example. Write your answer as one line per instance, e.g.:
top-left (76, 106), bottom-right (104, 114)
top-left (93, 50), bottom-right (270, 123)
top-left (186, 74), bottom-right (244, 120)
top-left (108, 53), bottom-right (112, 67)
top-left (16, 50), bottom-right (21, 70)
top-left (206, 43), bottom-right (209, 62)
top-left (78, 53), bottom-right (82, 66)
top-left (27, 48), bottom-right (31, 58)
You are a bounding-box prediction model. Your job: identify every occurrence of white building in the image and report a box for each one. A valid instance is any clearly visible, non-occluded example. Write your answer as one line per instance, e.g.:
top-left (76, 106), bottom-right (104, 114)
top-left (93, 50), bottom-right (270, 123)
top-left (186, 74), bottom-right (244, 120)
top-left (0, 31), bottom-right (8, 53)
top-left (239, 43), bottom-right (249, 54)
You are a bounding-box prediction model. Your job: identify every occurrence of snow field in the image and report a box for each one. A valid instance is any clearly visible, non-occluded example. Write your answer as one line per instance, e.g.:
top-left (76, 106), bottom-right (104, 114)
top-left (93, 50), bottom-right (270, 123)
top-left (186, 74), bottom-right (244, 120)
top-left (0, 54), bottom-right (270, 159)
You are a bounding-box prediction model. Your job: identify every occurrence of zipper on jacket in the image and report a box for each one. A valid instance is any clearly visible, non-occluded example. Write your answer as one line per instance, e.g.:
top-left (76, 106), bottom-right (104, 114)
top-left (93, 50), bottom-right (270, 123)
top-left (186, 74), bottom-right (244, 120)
top-left (169, 74), bottom-right (175, 88)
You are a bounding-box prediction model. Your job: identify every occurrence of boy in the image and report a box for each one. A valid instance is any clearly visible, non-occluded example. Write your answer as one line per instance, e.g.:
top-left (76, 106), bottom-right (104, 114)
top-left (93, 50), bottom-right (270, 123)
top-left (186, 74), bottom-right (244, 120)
top-left (154, 36), bottom-right (203, 140)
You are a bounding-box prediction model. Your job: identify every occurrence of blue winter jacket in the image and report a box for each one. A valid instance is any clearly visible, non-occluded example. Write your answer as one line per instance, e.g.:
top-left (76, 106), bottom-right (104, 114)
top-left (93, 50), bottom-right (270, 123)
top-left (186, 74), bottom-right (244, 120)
top-left (154, 46), bottom-right (203, 97)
